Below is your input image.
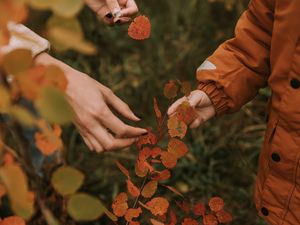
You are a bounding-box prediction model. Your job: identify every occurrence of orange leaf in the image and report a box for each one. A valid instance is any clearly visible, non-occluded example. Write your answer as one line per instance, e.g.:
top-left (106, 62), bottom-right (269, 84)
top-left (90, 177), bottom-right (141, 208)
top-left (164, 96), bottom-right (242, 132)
top-left (146, 197), bottom-right (169, 216)
top-left (125, 207), bottom-right (142, 222)
top-left (168, 138), bottom-right (189, 159)
top-left (161, 151), bottom-right (177, 169)
top-left (203, 214), bottom-right (218, 225)
top-left (180, 81), bottom-right (192, 96)
top-left (164, 80), bottom-right (178, 99)
top-left (1, 216), bottom-right (25, 225)
top-left (139, 147), bottom-right (151, 161)
top-left (151, 170), bottom-right (171, 181)
top-left (141, 181), bottom-right (158, 198)
top-left (150, 147), bottom-right (162, 158)
top-left (112, 192), bottom-right (128, 217)
top-left (181, 218), bottom-right (198, 225)
top-left (153, 97), bottom-right (162, 123)
top-left (167, 116), bottom-right (187, 139)
top-left (135, 160), bottom-right (148, 178)
top-left (193, 202), bottom-right (206, 216)
top-left (3, 152), bottom-right (14, 166)
top-left (116, 161), bottom-right (130, 178)
top-left (216, 210), bottom-right (233, 223)
top-left (163, 185), bottom-right (183, 197)
top-left (128, 15), bottom-right (151, 40)
top-left (208, 197), bottom-right (224, 212)
top-left (176, 101), bottom-right (197, 125)
top-left (176, 201), bottom-right (190, 214)
top-left (129, 221), bottom-right (140, 225)
top-left (136, 129), bottom-right (157, 149)
top-left (34, 123), bottom-right (63, 156)
top-left (150, 218), bottom-right (164, 225)
top-left (127, 179), bottom-right (140, 197)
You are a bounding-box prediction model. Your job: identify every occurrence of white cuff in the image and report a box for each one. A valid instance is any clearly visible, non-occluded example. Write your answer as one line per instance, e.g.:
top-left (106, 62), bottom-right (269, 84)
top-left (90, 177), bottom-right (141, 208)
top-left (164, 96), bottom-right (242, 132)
top-left (0, 22), bottom-right (50, 57)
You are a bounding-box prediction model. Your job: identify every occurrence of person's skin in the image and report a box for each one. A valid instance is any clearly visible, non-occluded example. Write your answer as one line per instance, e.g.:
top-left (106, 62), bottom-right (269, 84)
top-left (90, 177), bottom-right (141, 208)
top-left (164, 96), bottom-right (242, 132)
top-left (168, 90), bottom-right (216, 128)
top-left (85, 0), bottom-right (139, 25)
top-left (35, 53), bottom-right (147, 152)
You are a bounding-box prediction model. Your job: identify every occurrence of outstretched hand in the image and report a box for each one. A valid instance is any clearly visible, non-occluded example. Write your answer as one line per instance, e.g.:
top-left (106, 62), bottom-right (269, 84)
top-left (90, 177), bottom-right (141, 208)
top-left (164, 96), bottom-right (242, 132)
top-left (35, 53), bottom-right (147, 152)
top-left (168, 90), bottom-right (216, 129)
top-left (85, 0), bottom-right (138, 25)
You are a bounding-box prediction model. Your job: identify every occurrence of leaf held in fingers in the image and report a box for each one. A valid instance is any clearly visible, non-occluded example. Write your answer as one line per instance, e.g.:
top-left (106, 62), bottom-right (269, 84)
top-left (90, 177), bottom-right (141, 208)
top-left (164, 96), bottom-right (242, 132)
top-left (208, 197), bottom-right (224, 212)
top-left (128, 15), bottom-right (151, 40)
top-left (176, 101), bottom-right (197, 125)
top-left (127, 179), bottom-right (140, 197)
top-left (145, 197), bottom-right (169, 216)
top-left (167, 116), bottom-right (187, 139)
top-left (112, 192), bottom-right (128, 217)
top-left (164, 80), bottom-right (178, 99)
top-left (141, 181), bottom-right (158, 198)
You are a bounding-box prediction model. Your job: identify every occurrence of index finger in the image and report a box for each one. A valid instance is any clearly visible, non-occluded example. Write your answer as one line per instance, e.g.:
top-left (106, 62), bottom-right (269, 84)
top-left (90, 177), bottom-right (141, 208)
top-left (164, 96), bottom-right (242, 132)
top-left (106, 0), bottom-right (121, 16)
top-left (119, 0), bottom-right (138, 17)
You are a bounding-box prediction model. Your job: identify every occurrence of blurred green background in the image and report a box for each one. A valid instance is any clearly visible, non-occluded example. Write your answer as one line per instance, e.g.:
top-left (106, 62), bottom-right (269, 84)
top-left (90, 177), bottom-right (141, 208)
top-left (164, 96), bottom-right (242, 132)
top-left (30, 0), bottom-right (270, 224)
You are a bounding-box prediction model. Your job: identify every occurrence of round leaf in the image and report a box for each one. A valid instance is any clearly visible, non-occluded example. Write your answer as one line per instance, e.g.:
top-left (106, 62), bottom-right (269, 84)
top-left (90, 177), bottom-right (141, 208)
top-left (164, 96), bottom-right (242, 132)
top-left (51, 166), bottom-right (84, 196)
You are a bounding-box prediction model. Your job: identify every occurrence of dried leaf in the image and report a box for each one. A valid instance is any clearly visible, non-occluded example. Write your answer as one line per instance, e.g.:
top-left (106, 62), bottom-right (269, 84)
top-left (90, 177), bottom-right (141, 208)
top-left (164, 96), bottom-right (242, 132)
top-left (161, 151), bottom-right (177, 169)
top-left (193, 202), bottom-right (206, 216)
top-left (112, 192), bottom-right (128, 217)
top-left (167, 116), bottom-right (187, 139)
top-left (216, 210), bottom-right (233, 223)
top-left (176, 101), bottom-right (197, 125)
top-left (182, 218), bottom-right (198, 225)
top-left (124, 207), bottom-right (142, 222)
top-left (128, 15), bottom-right (151, 40)
top-left (127, 179), bottom-right (140, 197)
top-left (146, 197), bottom-right (169, 216)
top-left (164, 80), bottom-right (178, 99)
top-left (208, 197), bottom-right (224, 212)
top-left (168, 138), bottom-right (189, 159)
top-left (116, 161), bottom-right (130, 178)
top-left (141, 181), bottom-right (158, 198)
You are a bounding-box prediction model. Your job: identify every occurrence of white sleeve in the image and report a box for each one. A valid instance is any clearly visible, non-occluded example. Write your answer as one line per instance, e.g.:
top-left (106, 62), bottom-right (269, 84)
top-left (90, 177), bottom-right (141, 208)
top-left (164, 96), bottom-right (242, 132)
top-left (0, 22), bottom-right (50, 56)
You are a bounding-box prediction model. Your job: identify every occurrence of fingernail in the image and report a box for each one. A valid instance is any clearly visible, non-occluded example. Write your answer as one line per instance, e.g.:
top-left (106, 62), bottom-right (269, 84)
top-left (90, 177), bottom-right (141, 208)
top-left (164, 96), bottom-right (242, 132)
top-left (115, 19), bottom-right (121, 24)
top-left (112, 9), bottom-right (122, 18)
top-left (105, 13), bottom-right (113, 19)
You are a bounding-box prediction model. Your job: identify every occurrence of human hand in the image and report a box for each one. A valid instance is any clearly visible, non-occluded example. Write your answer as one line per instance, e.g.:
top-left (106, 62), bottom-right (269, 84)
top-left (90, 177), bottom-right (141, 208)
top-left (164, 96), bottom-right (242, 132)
top-left (85, 0), bottom-right (138, 25)
top-left (35, 53), bottom-right (147, 152)
top-left (167, 90), bottom-right (216, 129)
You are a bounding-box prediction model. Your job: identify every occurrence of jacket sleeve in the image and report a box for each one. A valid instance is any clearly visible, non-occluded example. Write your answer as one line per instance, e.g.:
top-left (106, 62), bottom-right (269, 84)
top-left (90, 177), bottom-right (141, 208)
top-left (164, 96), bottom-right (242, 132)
top-left (0, 22), bottom-right (50, 56)
top-left (197, 0), bottom-right (275, 114)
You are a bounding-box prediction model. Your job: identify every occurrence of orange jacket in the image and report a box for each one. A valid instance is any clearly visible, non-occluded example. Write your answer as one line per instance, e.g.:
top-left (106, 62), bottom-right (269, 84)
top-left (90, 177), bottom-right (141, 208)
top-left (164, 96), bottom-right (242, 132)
top-left (197, 0), bottom-right (300, 224)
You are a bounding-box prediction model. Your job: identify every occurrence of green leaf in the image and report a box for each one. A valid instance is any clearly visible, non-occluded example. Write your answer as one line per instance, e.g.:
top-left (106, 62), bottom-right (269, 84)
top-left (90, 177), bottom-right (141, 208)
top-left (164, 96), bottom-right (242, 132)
top-left (51, 0), bottom-right (84, 18)
top-left (3, 48), bottom-right (32, 75)
top-left (51, 166), bottom-right (84, 196)
top-left (0, 165), bottom-right (35, 219)
top-left (10, 106), bottom-right (36, 127)
top-left (67, 193), bottom-right (106, 221)
top-left (35, 86), bottom-right (74, 125)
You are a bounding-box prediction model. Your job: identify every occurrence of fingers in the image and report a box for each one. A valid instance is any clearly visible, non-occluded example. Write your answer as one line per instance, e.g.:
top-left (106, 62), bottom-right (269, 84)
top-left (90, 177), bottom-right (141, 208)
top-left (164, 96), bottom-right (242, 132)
top-left (106, 0), bottom-right (121, 17)
top-left (113, 16), bottom-right (131, 24)
top-left (189, 106), bottom-right (215, 129)
top-left (96, 104), bottom-right (146, 138)
top-left (167, 96), bottom-right (188, 116)
top-left (119, 0), bottom-right (138, 17)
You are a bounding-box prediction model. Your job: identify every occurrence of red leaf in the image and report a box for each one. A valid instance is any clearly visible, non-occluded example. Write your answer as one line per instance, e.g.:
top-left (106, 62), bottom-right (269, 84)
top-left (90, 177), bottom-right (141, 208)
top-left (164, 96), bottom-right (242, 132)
top-left (181, 218), bottom-right (198, 225)
top-left (146, 197), bottom-right (169, 216)
top-left (161, 151), bottom-right (177, 169)
top-left (168, 138), bottom-right (189, 159)
top-left (141, 181), bottom-right (158, 198)
top-left (154, 97), bottom-right (163, 124)
top-left (139, 147), bottom-right (151, 161)
top-left (151, 169), bottom-right (171, 181)
top-left (112, 192), bottom-right (128, 217)
top-left (216, 210), bottom-right (233, 223)
top-left (164, 80), bottom-right (179, 99)
top-left (125, 207), bottom-right (142, 222)
top-left (1, 216), bottom-right (25, 225)
top-left (150, 147), bottom-right (162, 158)
top-left (116, 161), bottom-right (130, 178)
top-left (136, 129), bottom-right (157, 149)
top-left (176, 201), bottom-right (190, 214)
top-left (135, 160), bottom-right (148, 177)
top-left (128, 15), bottom-right (151, 40)
top-left (129, 221), bottom-right (140, 225)
top-left (163, 185), bottom-right (183, 197)
top-left (167, 116), bottom-right (187, 139)
top-left (176, 101), bottom-right (197, 125)
top-left (150, 218), bottom-right (164, 225)
top-left (166, 210), bottom-right (177, 225)
top-left (208, 197), bottom-right (224, 212)
top-left (193, 202), bottom-right (206, 216)
top-left (127, 179), bottom-right (140, 197)
top-left (203, 214), bottom-right (218, 225)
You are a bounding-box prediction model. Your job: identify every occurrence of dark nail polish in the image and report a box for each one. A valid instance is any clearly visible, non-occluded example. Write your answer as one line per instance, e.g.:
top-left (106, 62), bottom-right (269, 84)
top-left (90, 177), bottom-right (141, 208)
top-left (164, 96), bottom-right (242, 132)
top-left (105, 13), bottom-right (113, 19)
top-left (115, 19), bottom-right (121, 24)
top-left (142, 132), bottom-right (148, 136)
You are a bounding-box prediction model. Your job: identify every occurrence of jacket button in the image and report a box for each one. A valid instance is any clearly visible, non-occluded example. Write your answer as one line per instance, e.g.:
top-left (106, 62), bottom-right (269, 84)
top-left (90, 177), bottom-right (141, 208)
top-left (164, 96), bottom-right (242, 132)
top-left (261, 207), bottom-right (269, 216)
top-left (290, 78), bottom-right (300, 89)
top-left (271, 153), bottom-right (281, 162)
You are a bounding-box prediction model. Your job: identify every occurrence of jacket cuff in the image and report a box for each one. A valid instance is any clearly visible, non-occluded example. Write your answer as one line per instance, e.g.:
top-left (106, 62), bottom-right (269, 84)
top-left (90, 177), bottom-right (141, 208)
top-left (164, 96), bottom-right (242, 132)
top-left (198, 82), bottom-right (230, 115)
top-left (0, 22), bottom-right (50, 57)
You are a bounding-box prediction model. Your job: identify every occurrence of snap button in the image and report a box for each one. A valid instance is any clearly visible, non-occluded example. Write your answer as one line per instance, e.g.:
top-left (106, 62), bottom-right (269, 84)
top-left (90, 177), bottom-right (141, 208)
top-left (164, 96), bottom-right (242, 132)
top-left (261, 207), bottom-right (269, 216)
top-left (290, 78), bottom-right (300, 89)
top-left (271, 153), bottom-right (280, 162)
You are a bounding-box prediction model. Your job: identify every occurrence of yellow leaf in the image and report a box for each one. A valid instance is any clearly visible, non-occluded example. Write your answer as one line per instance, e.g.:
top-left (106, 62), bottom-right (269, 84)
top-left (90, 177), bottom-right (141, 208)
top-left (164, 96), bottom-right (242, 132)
top-left (27, 0), bottom-right (52, 10)
top-left (2, 48), bottom-right (32, 75)
top-left (10, 106), bottom-right (36, 127)
top-left (51, 0), bottom-right (84, 18)
top-left (0, 85), bottom-right (11, 113)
